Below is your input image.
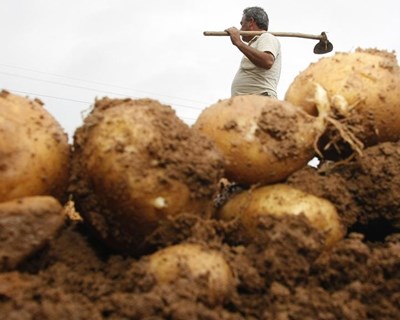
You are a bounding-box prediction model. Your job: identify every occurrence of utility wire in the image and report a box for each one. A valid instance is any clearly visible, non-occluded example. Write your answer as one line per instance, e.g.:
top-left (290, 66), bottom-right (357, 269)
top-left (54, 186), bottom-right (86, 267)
top-left (6, 89), bottom-right (90, 104)
top-left (0, 70), bottom-right (204, 111)
top-left (5, 88), bottom-right (198, 123)
top-left (0, 63), bottom-right (212, 106)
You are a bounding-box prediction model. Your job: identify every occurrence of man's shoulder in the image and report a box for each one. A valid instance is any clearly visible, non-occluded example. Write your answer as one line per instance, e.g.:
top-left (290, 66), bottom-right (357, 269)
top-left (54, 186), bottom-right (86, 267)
top-left (259, 32), bottom-right (280, 43)
top-left (256, 32), bottom-right (281, 51)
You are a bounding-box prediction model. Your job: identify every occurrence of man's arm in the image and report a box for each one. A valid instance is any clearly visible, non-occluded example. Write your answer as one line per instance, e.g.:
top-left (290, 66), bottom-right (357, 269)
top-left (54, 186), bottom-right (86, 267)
top-left (225, 27), bottom-right (275, 69)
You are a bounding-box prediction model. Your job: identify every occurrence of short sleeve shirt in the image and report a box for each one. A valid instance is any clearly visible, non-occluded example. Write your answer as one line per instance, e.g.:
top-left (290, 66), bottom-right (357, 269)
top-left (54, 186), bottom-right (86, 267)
top-left (231, 32), bottom-right (281, 98)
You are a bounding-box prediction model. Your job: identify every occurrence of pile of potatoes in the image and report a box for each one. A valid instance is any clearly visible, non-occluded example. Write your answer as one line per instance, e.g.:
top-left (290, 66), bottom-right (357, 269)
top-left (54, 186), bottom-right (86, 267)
top-left (1, 48), bottom-right (399, 301)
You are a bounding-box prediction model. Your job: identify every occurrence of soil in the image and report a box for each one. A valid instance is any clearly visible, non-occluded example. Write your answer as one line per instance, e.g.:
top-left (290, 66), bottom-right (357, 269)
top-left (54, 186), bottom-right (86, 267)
top-left (1, 140), bottom-right (400, 319)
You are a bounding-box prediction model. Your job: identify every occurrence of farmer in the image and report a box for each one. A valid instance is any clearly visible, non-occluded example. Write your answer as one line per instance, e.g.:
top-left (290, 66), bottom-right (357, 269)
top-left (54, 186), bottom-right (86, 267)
top-left (226, 7), bottom-right (281, 98)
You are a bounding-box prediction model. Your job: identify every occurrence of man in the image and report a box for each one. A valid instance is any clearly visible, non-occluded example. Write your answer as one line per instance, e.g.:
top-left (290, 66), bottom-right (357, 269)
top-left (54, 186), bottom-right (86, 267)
top-left (226, 7), bottom-right (281, 98)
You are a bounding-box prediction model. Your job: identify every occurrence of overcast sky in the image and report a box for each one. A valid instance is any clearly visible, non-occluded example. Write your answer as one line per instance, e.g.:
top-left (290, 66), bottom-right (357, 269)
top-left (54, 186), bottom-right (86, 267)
top-left (1, 0), bottom-right (399, 140)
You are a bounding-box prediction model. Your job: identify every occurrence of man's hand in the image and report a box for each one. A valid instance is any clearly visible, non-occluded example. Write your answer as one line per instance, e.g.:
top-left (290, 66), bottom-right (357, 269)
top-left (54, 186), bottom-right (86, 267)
top-left (225, 27), bottom-right (242, 47)
top-left (226, 26), bottom-right (275, 70)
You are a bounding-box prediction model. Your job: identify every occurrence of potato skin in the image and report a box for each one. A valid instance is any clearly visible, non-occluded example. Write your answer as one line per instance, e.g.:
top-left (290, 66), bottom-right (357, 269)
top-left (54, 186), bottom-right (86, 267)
top-left (218, 184), bottom-right (344, 248)
top-left (285, 48), bottom-right (400, 148)
top-left (70, 98), bottom-right (224, 255)
top-left (0, 90), bottom-right (70, 203)
top-left (193, 95), bottom-right (324, 186)
top-left (148, 243), bottom-right (234, 304)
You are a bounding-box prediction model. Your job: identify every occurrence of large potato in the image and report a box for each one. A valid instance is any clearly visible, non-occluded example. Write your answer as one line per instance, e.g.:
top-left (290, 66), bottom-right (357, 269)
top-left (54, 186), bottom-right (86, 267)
top-left (193, 95), bottom-right (327, 186)
top-left (70, 98), bottom-right (224, 255)
top-left (147, 243), bottom-right (234, 304)
top-left (218, 184), bottom-right (344, 248)
top-left (0, 90), bottom-right (70, 202)
top-left (285, 48), bottom-right (400, 158)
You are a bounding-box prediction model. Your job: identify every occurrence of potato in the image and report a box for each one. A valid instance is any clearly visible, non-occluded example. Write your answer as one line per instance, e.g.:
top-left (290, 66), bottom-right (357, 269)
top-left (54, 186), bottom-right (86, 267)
top-left (218, 184), bottom-right (344, 248)
top-left (147, 243), bottom-right (234, 304)
top-left (0, 90), bottom-right (70, 203)
top-left (70, 98), bottom-right (224, 255)
top-left (193, 95), bottom-right (329, 186)
top-left (285, 48), bottom-right (400, 158)
top-left (0, 196), bottom-right (64, 271)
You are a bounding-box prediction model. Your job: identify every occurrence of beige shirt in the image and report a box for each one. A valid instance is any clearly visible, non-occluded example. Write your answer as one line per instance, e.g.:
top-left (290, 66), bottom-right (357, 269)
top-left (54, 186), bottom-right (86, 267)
top-left (231, 32), bottom-right (281, 98)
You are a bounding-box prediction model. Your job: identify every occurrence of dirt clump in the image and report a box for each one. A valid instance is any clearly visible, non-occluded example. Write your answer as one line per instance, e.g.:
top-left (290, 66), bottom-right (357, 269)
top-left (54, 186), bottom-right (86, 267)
top-left (289, 141), bottom-right (400, 237)
top-left (1, 137), bottom-right (400, 320)
top-left (1, 113), bottom-right (400, 319)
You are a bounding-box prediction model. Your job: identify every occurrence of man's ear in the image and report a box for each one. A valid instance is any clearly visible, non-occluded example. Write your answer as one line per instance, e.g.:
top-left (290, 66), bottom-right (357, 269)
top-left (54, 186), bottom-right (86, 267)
top-left (249, 18), bottom-right (256, 29)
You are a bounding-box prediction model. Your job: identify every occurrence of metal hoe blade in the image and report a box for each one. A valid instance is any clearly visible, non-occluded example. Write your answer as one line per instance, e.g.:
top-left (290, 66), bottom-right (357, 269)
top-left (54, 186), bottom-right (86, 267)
top-left (313, 32), bottom-right (333, 54)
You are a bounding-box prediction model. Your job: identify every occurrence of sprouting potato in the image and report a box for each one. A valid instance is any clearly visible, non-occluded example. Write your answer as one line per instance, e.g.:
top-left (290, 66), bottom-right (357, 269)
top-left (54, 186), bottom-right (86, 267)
top-left (193, 94), bottom-right (331, 186)
top-left (285, 48), bottom-right (400, 158)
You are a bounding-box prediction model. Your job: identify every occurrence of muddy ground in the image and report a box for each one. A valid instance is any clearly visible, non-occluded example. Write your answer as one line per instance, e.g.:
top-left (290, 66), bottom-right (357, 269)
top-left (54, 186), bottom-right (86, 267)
top-left (0, 141), bottom-right (399, 320)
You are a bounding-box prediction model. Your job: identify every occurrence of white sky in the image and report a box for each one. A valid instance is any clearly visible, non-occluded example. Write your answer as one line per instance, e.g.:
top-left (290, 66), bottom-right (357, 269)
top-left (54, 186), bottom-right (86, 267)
top-left (1, 0), bottom-right (399, 140)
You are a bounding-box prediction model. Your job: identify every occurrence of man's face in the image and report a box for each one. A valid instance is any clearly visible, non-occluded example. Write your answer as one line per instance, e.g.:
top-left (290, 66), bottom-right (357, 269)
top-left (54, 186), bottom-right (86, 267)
top-left (240, 15), bottom-right (253, 42)
top-left (240, 15), bottom-right (251, 31)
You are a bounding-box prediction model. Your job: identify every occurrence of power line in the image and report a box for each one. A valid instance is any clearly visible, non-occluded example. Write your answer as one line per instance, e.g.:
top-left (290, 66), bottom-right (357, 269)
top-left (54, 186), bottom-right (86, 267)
top-left (0, 63), bottom-right (212, 106)
top-left (8, 89), bottom-right (90, 104)
top-left (0, 70), bottom-right (205, 111)
top-left (5, 88), bottom-right (198, 123)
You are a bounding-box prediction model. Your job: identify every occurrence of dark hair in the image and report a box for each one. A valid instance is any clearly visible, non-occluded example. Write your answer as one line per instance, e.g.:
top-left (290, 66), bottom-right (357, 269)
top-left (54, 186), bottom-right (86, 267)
top-left (243, 7), bottom-right (269, 31)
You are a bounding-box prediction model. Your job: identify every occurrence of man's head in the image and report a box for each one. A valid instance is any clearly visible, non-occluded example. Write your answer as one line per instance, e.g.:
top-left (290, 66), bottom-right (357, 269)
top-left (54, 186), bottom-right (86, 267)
top-left (241, 7), bottom-right (269, 31)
